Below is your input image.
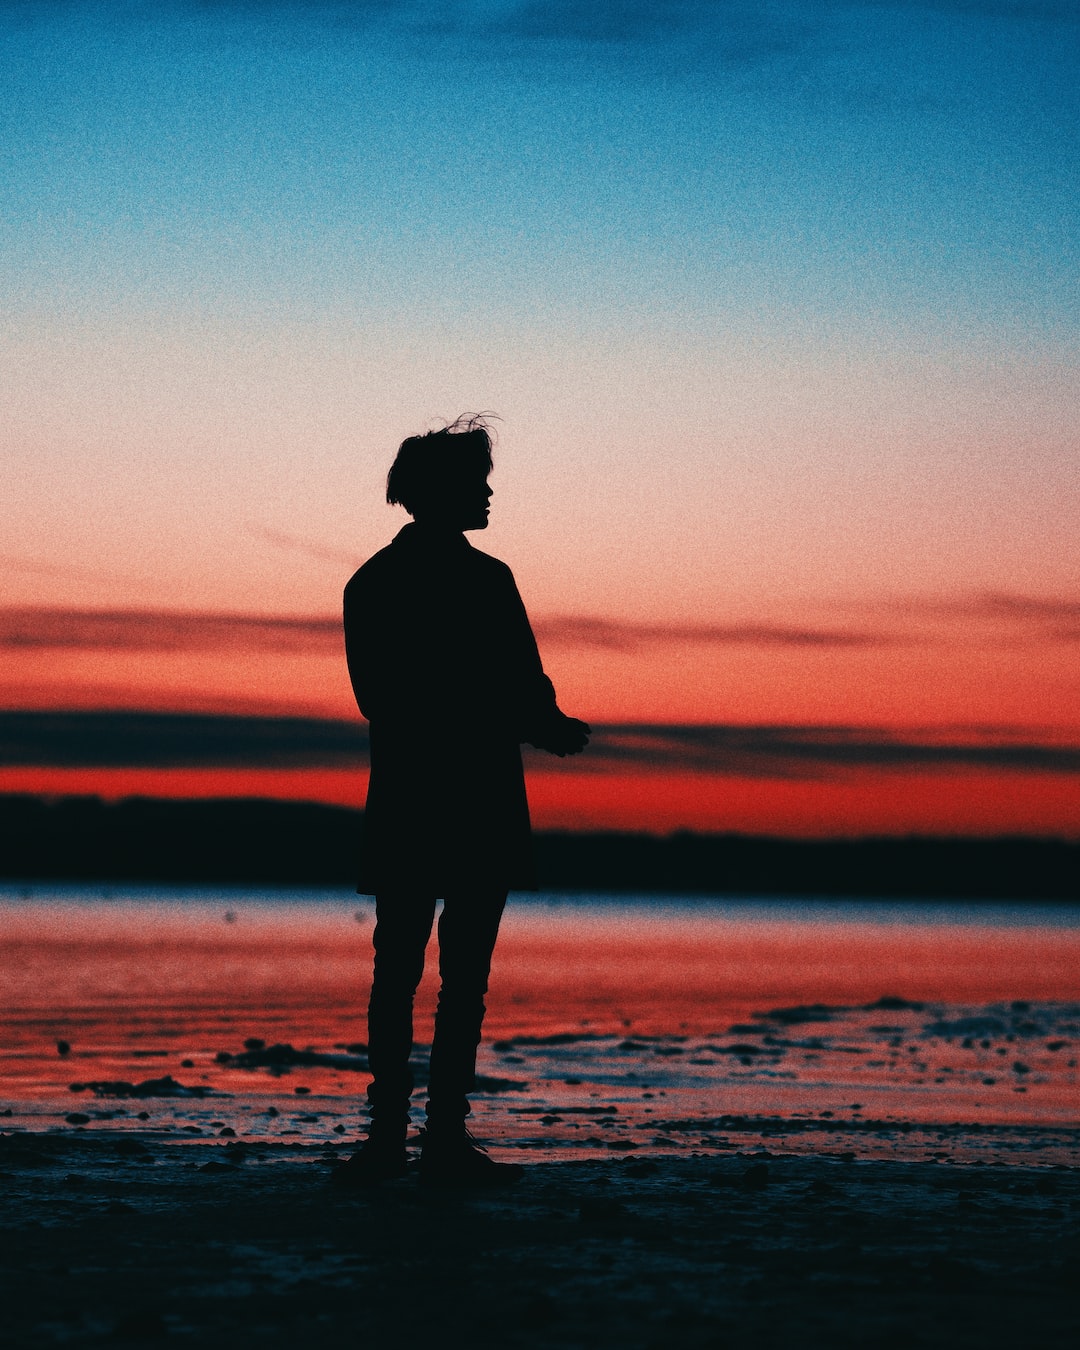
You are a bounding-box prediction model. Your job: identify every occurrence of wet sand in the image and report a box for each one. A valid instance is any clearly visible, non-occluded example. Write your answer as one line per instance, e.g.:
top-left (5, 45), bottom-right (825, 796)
top-left (2, 1130), bottom-right (1078, 1349)
top-left (3, 890), bottom-right (1079, 1344)
top-left (5, 889), bottom-right (1080, 1163)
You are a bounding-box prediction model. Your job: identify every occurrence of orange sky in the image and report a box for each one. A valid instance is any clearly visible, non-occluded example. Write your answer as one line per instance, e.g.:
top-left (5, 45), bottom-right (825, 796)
top-left (3, 5), bottom-right (1078, 838)
top-left (2, 598), bottom-right (1079, 836)
top-left (3, 594), bottom-right (1079, 726)
top-left (4, 760), bottom-right (1079, 838)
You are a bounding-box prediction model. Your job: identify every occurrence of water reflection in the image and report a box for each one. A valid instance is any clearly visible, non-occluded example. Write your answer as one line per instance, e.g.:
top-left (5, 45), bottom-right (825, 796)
top-left (2, 887), bottom-right (1078, 1165)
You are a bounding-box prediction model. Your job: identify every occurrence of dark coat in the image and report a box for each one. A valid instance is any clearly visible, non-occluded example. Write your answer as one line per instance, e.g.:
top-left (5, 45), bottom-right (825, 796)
top-left (343, 523), bottom-right (561, 894)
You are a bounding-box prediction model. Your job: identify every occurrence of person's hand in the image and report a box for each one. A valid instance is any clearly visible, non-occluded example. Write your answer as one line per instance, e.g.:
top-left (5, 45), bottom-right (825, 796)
top-left (534, 715), bottom-right (591, 757)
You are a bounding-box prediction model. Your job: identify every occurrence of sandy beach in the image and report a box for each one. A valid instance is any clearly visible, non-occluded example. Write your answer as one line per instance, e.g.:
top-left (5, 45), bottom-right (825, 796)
top-left (2, 1128), bottom-right (1078, 1349)
top-left (3, 889), bottom-right (1079, 1345)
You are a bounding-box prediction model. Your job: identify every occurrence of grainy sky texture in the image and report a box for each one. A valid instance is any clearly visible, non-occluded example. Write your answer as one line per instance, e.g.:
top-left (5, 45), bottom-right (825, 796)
top-left (3, 1), bottom-right (1078, 832)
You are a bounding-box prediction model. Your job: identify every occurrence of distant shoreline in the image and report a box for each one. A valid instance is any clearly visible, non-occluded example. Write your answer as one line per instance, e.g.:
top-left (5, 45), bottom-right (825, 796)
top-left (1, 794), bottom-right (1077, 898)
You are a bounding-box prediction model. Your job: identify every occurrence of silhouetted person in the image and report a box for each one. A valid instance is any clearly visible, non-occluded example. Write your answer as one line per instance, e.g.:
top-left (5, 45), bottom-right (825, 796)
top-left (338, 416), bottom-right (589, 1187)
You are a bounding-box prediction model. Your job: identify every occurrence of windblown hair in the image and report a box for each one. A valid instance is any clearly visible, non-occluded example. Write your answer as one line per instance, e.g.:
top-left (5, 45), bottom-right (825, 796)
top-left (386, 413), bottom-right (497, 515)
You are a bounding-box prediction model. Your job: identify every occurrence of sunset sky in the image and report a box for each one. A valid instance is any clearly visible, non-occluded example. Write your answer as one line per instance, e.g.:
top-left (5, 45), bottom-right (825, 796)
top-left (3, 1), bottom-right (1078, 835)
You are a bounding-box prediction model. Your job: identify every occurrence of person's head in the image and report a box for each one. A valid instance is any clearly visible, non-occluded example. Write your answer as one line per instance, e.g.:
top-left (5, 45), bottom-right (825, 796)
top-left (386, 414), bottom-right (497, 531)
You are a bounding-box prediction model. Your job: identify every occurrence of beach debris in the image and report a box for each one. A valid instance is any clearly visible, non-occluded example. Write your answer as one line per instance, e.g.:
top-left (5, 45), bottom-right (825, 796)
top-left (67, 1076), bottom-right (220, 1099)
top-left (754, 1004), bottom-right (837, 1025)
top-left (493, 1032), bottom-right (608, 1049)
top-left (624, 1159), bottom-right (659, 1177)
top-left (926, 1016), bottom-right (1009, 1038)
top-left (65, 1113), bottom-right (91, 1125)
top-left (56, 1039), bottom-right (71, 1056)
top-left (750, 996), bottom-right (923, 1026)
top-left (214, 1042), bottom-right (369, 1074)
top-left (510, 1105), bottom-right (616, 1115)
top-left (212, 1045), bottom-right (522, 1090)
top-left (113, 1138), bottom-right (151, 1158)
top-left (474, 1074), bottom-right (528, 1093)
top-left (740, 1162), bottom-right (770, 1190)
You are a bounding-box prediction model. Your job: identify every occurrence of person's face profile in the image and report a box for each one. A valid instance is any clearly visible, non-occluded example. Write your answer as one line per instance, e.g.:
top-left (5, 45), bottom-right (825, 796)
top-left (456, 472), bottom-right (492, 531)
top-left (414, 468), bottom-right (492, 531)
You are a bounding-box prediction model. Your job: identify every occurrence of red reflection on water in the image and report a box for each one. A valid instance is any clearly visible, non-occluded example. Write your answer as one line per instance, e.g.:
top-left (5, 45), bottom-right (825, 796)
top-left (6, 904), bottom-right (1080, 1027)
top-left (3, 897), bottom-right (1079, 1127)
top-left (491, 909), bottom-right (1080, 1037)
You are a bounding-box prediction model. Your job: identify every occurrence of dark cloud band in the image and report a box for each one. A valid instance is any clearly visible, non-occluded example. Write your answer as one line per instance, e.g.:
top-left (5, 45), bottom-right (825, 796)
top-left (5, 594), bottom-right (1077, 658)
top-left (0, 606), bottom-right (904, 654)
top-left (3, 710), bottom-right (1078, 779)
top-left (0, 710), bottom-right (368, 768)
top-left (0, 608), bottom-right (342, 655)
top-left (532, 617), bottom-right (894, 650)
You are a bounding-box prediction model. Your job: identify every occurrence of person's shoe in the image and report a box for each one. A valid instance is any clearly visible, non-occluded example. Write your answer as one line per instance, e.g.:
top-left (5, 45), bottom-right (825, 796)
top-left (330, 1135), bottom-right (409, 1188)
top-left (418, 1127), bottom-right (524, 1189)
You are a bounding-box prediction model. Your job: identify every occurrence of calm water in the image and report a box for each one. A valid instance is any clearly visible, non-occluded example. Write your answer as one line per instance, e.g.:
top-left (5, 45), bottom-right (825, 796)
top-left (2, 885), bottom-right (1078, 1165)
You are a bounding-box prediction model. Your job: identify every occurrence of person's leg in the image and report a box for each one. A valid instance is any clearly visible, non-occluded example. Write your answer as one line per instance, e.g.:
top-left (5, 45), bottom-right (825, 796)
top-left (333, 890), bottom-right (435, 1187)
top-left (367, 889), bottom-right (438, 1136)
top-left (421, 889), bottom-right (522, 1186)
top-left (425, 888), bottom-right (507, 1127)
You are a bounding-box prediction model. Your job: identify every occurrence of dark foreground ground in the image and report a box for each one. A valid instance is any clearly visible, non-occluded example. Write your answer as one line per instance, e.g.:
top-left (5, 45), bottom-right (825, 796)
top-left (2, 1133), bottom-right (1078, 1349)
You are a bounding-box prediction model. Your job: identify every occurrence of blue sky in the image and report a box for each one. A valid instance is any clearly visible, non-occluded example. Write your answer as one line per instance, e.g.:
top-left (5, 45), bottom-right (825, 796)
top-left (3, 0), bottom-right (1077, 628)
top-left (5, 0), bottom-right (1077, 329)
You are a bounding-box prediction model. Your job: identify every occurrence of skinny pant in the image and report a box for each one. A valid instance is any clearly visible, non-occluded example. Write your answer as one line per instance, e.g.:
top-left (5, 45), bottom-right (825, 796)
top-left (366, 889), bottom-right (507, 1132)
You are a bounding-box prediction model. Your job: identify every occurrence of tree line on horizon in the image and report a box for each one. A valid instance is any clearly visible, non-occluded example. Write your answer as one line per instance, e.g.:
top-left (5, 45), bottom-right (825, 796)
top-left (1, 795), bottom-right (1076, 899)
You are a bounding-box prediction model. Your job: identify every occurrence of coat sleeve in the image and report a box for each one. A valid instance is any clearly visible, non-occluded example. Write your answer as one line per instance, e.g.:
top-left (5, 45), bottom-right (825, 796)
top-left (496, 565), bottom-right (567, 744)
